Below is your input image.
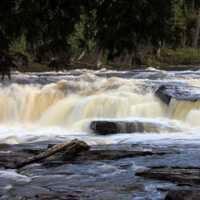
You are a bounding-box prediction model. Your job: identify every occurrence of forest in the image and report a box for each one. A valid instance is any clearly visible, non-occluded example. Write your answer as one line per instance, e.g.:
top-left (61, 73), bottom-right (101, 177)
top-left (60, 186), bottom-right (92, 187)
top-left (1, 0), bottom-right (200, 70)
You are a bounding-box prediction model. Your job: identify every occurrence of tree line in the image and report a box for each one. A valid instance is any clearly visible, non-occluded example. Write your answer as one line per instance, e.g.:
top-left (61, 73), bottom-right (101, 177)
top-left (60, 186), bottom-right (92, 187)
top-left (0, 0), bottom-right (200, 67)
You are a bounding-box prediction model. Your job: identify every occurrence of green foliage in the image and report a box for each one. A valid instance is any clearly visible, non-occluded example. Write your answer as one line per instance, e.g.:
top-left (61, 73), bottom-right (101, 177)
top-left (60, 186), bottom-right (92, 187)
top-left (9, 35), bottom-right (32, 61)
top-left (68, 13), bottom-right (96, 57)
top-left (159, 48), bottom-right (200, 65)
top-left (0, 0), bottom-right (200, 67)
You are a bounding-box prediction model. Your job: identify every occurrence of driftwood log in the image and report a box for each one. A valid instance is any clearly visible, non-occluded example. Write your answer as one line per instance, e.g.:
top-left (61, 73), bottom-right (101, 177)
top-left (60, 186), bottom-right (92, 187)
top-left (16, 139), bottom-right (90, 169)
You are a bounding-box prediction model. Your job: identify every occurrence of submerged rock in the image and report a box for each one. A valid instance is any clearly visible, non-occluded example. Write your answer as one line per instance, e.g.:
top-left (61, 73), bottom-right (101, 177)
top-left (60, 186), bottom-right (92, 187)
top-left (90, 120), bottom-right (178, 135)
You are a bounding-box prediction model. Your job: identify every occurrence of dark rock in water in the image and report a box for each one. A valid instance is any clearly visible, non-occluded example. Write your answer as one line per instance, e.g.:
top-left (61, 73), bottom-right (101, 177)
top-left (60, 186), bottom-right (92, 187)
top-left (136, 167), bottom-right (200, 185)
top-left (155, 84), bottom-right (200, 104)
top-left (165, 188), bottom-right (200, 200)
top-left (90, 121), bottom-right (118, 134)
top-left (155, 85), bottom-right (172, 104)
top-left (90, 120), bottom-right (178, 135)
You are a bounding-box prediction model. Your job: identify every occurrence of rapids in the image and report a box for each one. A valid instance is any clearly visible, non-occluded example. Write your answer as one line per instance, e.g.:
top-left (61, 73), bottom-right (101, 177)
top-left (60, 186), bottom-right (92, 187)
top-left (1, 69), bottom-right (200, 144)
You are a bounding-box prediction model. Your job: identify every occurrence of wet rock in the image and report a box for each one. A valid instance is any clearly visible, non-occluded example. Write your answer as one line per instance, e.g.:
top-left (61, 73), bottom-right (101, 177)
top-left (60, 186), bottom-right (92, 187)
top-left (0, 141), bottom-right (178, 170)
top-left (155, 85), bottom-right (172, 104)
top-left (74, 149), bottom-right (171, 162)
top-left (8, 185), bottom-right (50, 198)
top-left (0, 141), bottom-right (191, 200)
top-left (90, 120), bottom-right (178, 135)
top-left (155, 84), bottom-right (200, 104)
top-left (0, 150), bottom-right (31, 169)
top-left (136, 167), bottom-right (200, 185)
top-left (165, 188), bottom-right (200, 200)
top-left (38, 147), bottom-right (174, 169)
top-left (5, 185), bottom-right (85, 200)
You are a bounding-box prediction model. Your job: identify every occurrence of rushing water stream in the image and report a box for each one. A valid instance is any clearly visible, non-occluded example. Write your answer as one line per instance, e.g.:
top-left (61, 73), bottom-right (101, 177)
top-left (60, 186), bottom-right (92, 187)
top-left (0, 69), bottom-right (200, 145)
top-left (1, 69), bottom-right (200, 199)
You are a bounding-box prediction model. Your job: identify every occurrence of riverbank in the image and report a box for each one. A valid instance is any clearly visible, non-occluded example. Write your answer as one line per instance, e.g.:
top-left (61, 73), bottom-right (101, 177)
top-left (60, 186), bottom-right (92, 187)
top-left (17, 48), bottom-right (200, 72)
top-left (18, 62), bottom-right (200, 73)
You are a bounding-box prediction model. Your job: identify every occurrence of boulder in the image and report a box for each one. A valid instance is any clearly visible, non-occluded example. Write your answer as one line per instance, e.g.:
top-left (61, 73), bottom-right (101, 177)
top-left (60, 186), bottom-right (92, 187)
top-left (90, 120), bottom-right (178, 135)
top-left (155, 84), bottom-right (200, 104)
top-left (155, 85), bottom-right (172, 104)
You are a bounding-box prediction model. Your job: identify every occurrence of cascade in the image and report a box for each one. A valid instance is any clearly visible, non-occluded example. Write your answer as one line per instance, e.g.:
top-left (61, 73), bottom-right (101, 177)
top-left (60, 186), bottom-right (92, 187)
top-left (0, 78), bottom-right (199, 130)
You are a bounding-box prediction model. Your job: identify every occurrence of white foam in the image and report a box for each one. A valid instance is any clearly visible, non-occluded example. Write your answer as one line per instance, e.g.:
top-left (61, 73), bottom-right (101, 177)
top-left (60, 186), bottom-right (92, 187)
top-left (0, 72), bottom-right (199, 145)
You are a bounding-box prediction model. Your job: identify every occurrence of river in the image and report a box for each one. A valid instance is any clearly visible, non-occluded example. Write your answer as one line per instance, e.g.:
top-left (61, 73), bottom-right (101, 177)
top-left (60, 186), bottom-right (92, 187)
top-left (1, 68), bottom-right (200, 199)
top-left (0, 68), bottom-right (200, 145)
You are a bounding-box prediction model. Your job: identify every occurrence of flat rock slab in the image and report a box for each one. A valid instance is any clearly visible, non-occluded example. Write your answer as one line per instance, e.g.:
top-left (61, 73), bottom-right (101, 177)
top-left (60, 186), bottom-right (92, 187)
top-left (136, 167), bottom-right (200, 185)
top-left (1, 141), bottom-right (199, 200)
top-left (90, 120), bottom-right (179, 135)
top-left (0, 141), bottom-right (178, 170)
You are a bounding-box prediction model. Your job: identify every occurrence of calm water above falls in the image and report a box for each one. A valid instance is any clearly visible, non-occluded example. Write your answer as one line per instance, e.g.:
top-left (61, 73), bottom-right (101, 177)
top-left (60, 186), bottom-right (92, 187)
top-left (1, 69), bottom-right (200, 145)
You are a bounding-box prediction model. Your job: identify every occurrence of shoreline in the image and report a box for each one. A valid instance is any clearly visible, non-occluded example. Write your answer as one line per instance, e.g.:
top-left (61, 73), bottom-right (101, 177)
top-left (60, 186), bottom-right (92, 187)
top-left (17, 62), bottom-right (200, 73)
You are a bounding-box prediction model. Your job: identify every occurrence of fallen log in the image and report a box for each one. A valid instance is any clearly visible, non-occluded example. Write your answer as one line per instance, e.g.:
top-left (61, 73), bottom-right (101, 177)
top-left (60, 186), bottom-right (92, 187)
top-left (16, 139), bottom-right (90, 169)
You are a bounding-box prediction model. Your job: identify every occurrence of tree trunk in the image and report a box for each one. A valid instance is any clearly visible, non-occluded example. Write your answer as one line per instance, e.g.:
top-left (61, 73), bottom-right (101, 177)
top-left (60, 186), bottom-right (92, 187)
top-left (96, 48), bottom-right (103, 68)
top-left (16, 139), bottom-right (90, 169)
top-left (181, 29), bottom-right (186, 48)
top-left (192, 9), bottom-right (200, 48)
top-left (77, 50), bottom-right (86, 61)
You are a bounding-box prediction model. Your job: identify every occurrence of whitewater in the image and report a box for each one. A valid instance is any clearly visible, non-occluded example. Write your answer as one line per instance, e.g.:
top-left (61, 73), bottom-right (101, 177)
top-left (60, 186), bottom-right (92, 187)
top-left (1, 69), bottom-right (200, 145)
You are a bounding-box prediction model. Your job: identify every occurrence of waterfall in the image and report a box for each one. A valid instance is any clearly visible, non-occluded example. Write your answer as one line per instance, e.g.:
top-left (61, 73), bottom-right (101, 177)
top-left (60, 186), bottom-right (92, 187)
top-left (0, 76), bottom-right (199, 130)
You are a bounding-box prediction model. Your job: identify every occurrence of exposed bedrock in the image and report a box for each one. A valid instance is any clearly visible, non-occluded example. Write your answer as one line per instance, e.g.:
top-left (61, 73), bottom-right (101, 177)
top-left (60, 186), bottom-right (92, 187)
top-left (136, 167), bottom-right (200, 186)
top-left (0, 142), bottom-right (175, 169)
top-left (137, 167), bottom-right (200, 200)
top-left (1, 141), bottom-right (200, 200)
top-left (165, 188), bottom-right (200, 200)
top-left (90, 120), bottom-right (178, 135)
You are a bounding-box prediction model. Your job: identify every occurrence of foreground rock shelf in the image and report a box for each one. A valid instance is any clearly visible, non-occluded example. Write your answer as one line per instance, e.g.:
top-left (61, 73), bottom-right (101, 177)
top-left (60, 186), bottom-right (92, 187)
top-left (0, 141), bottom-right (174, 169)
top-left (1, 140), bottom-right (200, 199)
